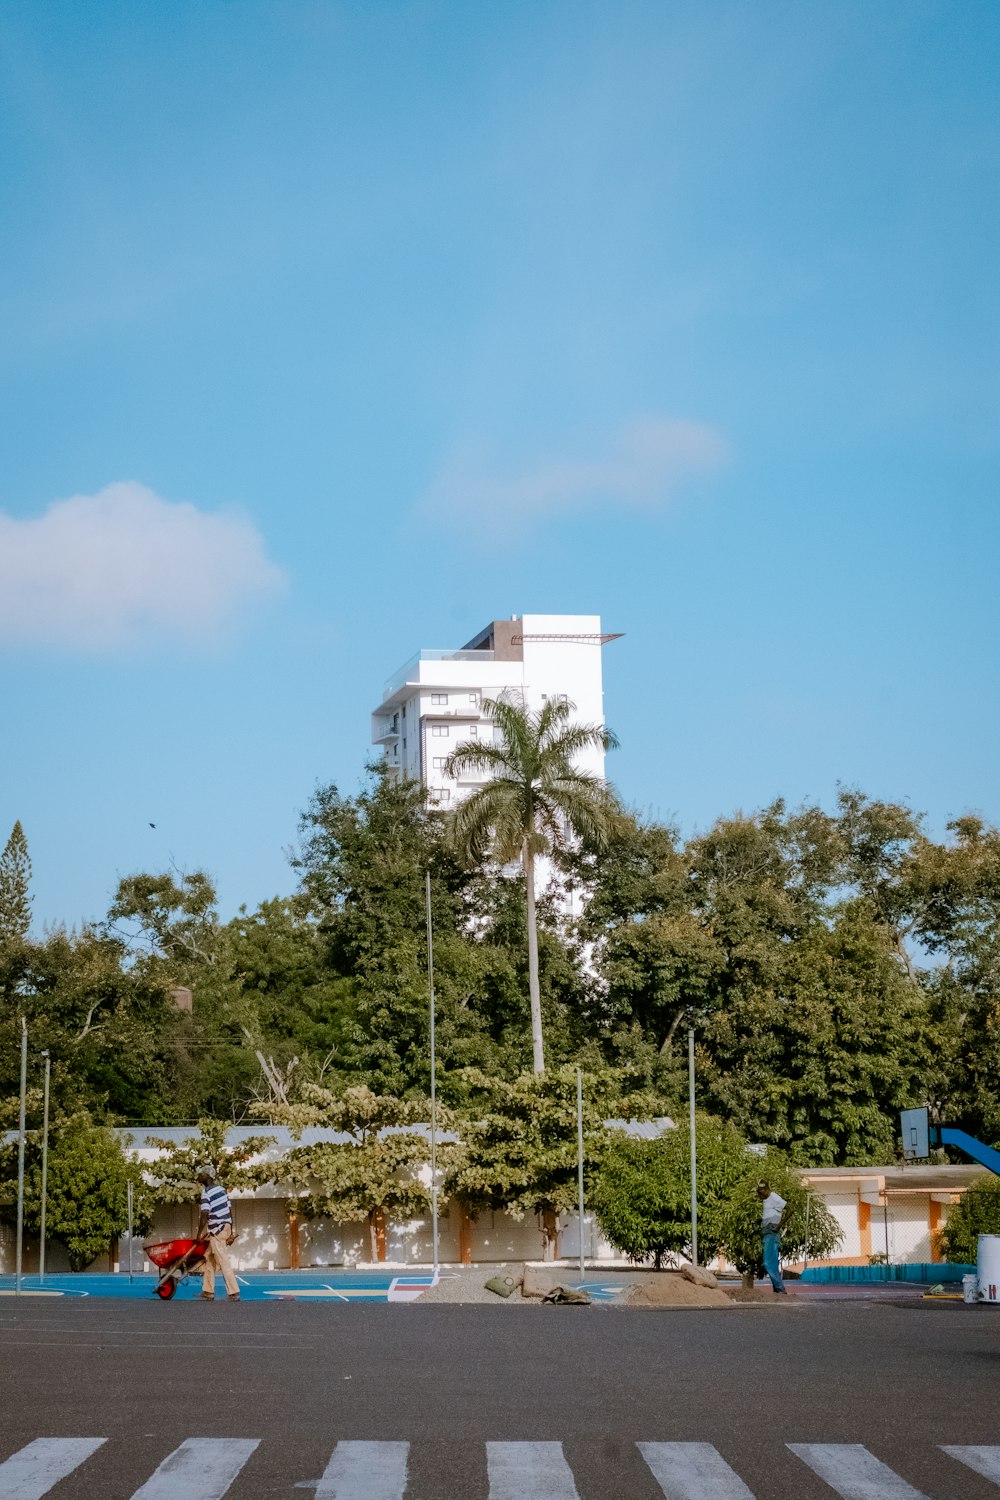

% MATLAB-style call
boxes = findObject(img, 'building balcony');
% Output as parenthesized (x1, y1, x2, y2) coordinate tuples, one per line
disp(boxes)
(372, 718, 401, 743)
(382, 648, 494, 700)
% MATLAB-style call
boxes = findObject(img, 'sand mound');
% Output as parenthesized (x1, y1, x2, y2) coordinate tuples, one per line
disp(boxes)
(623, 1272, 731, 1307)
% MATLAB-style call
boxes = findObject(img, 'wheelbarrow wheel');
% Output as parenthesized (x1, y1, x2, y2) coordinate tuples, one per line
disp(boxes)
(155, 1278, 176, 1299)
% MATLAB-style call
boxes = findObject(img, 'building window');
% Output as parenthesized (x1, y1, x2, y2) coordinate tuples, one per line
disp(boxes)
(429, 788, 451, 806)
(468, 724, 478, 737)
(431, 692, 448, 706)
(401, 704, 406, 719)
(402, 738, 407, 750)
(542, 693, 568, 708)
(468, 693, 478, 704)
(432, 757, 447, 769)
(432, 725, 449, 737)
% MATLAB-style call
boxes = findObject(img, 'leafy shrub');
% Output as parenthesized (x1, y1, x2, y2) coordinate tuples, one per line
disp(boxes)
(941, 1175, 1000, 1263)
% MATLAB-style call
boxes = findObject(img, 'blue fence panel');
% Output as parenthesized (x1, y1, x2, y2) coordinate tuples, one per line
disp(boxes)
(800, 1263, 975, 1284)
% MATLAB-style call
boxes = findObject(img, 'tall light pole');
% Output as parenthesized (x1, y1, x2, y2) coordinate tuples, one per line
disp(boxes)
(39, 1050, 50, 1283)
(576, 1069, 586, 1281)
(15, 1018, 27, 1295)
(425, 870, 440, 1278)
(688, 1027, 698, 1267)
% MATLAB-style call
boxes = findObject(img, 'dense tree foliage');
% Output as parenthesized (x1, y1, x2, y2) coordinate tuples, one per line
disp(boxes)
(0, 1114, 151, 1271)
(3, 772, 1000, 1182)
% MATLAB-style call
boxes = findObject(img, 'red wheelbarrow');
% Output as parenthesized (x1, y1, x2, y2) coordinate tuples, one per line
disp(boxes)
(145, 1238, 209, 1299)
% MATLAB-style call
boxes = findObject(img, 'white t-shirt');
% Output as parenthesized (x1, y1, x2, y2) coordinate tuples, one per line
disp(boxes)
(761, 1192, 786, 1231)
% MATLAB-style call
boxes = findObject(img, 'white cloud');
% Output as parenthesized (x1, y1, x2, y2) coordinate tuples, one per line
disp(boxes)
(0, 482, 287, 651)
(423, 416, 728, 535)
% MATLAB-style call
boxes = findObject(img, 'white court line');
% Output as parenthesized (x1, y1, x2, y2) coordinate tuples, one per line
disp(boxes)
(0, 1438, 105, 1499)
(788, 1444, 930, 1499)
(129, 1438, 260, 1499)
(941, 1446, 1000, 1483)
(486, 1442, 580, 1500)
(639, 1441, 756, 1498)
(316, 1440, 409, 1499)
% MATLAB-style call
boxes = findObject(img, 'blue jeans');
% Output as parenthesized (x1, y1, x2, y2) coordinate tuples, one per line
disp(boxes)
(763, 1230, 784, 1292)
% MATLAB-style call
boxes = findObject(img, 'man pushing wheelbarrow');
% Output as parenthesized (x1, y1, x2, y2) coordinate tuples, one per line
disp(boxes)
(145, 1166, 240, 1300)
(194, 1165, 240, 1301)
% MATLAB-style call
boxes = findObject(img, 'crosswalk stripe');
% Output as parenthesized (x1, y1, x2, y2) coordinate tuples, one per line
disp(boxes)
(0, 1438, 105, 1499)
(787, 1444, 929, 1499)
(486, 1442, 580, 1500)
(129, 1438, 260, 1499)
(639, 1442, 756, 1498)
(315, 1440, 409, 1500)
(941, 1446, 1000, 1483)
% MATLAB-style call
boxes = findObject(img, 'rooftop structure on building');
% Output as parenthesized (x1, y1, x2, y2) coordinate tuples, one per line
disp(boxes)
(372, 613, 621, 808)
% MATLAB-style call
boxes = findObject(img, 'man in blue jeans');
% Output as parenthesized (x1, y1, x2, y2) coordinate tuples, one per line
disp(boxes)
(756, 1179, 788, 1294)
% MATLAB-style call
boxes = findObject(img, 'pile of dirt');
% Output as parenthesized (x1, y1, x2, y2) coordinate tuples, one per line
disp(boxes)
(621, 1272, 731, 1308)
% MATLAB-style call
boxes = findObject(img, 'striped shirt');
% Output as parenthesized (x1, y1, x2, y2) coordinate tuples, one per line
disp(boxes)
(200, 1183, 233, 1235)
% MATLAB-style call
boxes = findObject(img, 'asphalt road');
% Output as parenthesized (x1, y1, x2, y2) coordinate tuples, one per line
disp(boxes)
(1, 1298, 997, 1498)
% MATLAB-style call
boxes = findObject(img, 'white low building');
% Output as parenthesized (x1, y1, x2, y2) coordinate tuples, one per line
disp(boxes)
(0, 1128, 984, 1274)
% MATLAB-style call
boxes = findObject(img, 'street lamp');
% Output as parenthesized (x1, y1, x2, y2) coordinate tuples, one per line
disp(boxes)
(689, 1028, 698, 1267)
(39, 1050, 50, 1283)
(425, 871, 440, 1278)
(15, 1018, 27, 1295)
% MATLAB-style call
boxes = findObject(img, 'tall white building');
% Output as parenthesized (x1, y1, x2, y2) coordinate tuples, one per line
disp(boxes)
(371, 613, 619, 808)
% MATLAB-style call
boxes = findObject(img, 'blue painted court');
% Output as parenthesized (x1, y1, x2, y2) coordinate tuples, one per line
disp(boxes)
(0, 1271, 626, 1302)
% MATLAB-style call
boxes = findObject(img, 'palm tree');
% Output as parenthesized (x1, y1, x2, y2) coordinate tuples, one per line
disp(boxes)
(444, 691, 620, 1074)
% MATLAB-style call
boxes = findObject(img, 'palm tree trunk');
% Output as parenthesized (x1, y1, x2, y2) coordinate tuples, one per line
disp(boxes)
(524, 842, 545, 1074)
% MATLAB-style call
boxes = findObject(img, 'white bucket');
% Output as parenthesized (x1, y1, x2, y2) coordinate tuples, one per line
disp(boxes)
(977, 1234, 1000, 1302)
(963, 1274, 979, 1304)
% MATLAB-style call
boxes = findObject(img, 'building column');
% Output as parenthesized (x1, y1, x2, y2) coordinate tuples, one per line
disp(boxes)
(458, 1204, 473, 1266)
(858, 1195, 872, 1261)
(288, 1209, 300, 1270)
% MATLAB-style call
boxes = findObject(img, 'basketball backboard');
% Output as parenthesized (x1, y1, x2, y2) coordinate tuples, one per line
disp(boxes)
(900, 1106, 930, 1160)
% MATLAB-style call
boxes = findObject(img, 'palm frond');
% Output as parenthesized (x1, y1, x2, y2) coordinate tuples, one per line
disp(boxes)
(444, 741, 514, 779)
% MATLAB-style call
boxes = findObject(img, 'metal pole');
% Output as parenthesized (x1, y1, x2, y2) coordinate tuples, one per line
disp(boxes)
(425, 870, 439, 1278)
(688, 1028, 698, 1266)
(15, 1018, 27, 1295)
(127, 1180, 134, 1285)
(39, 1051, 50, 1283)
(576, 1069, 586, 1282)
(883, 1198, 890, 1265)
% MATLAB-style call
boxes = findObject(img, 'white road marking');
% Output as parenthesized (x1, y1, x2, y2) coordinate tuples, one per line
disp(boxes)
(941, 1446, 1000, 1483)
(486, 1442, 580, 1500)
(639, 1441, 756, 1498)
(129, 1438, 260, 1499)
(788, 1444, 930, 1498)
(0, 1437, 105, 1498)
(316, 1441, 409, 1499)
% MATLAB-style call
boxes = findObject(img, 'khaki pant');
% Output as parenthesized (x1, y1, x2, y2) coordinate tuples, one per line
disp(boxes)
(201, 1231, 239, 1298)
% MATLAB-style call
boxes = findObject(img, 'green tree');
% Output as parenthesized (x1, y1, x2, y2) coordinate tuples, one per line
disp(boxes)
(261, 1083, 441, 1263)
(445, 1065, 664, 1259)
(941, 1175, 1000, 1263)
(446, 692, 620, 1073)
(0, 1115, 151, 1272)
(592, 1116, 751, 1268)
(107, 869, 221, 967)
(0, 820, 32, 946)
(145, 1119, 277, 1205)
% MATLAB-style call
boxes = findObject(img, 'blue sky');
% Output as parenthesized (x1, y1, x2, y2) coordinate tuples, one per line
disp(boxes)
(1, 0, 997, 931)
